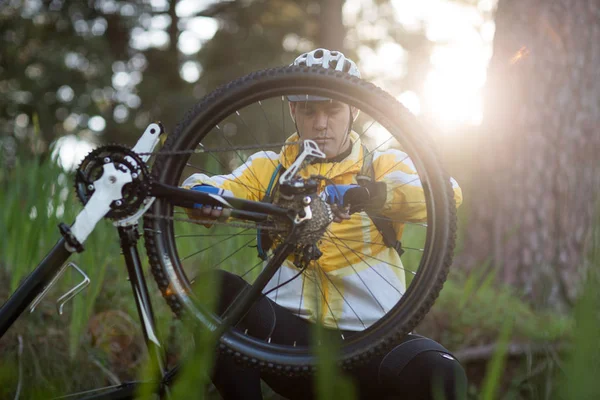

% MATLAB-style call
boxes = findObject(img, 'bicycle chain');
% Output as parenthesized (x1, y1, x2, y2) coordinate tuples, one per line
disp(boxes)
(144, 213, 287, 232)
(139, 140, 307, 230)
(137, 141, 300, 157)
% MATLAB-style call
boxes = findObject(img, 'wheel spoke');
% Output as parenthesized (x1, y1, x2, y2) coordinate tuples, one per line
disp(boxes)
(322, 233, 417, 275)
(325, 231, 404, 296)
(327, 121, 393, 179)
(240, 259, 267, 279)
(180, 228, 253, 262)
(320, 235, 424, 253)
(142, 67, 455, 369)
(323, 232, 388, 313)
(312, 263, 346, 337)
(186, 155, 265, 195)
(317, 260, 367, 330)
(211, 237, 257, 270)
(220, 242, 294, 329)
(175, 232, 257, 238)
(235, 109, 280, 172)
(215, 124, 270, 195)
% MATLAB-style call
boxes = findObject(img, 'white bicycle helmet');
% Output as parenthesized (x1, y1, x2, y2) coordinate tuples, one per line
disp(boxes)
(288, 48, 361, 101)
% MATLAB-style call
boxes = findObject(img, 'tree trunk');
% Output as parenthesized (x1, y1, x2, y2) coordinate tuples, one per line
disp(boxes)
(318, 0, 345, 51)
(167, 0, 181, 87)
(459, 0, 600, 309)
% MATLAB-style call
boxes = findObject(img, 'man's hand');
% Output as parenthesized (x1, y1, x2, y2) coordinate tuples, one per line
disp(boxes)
(189, 185, 227, 227)
(188, 205, 224, 228)
(199, 205, 224, 218)
(330, 203, 351, 223)
(323, 182, 387, 220)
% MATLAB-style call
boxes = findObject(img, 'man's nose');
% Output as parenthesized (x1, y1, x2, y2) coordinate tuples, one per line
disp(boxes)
(313, 111, 329, 131)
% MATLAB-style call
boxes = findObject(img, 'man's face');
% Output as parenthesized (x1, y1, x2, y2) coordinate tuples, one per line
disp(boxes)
(290, 100, 355, 159)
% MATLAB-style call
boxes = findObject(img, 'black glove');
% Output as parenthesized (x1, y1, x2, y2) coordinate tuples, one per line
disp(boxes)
(343, 181, 387, 214)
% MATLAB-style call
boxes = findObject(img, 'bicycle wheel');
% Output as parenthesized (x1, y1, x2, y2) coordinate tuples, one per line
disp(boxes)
(143, 66, 457, 374)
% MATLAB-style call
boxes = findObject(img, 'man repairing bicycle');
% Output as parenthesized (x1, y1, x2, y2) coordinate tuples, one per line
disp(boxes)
(183, 48, 467, 400)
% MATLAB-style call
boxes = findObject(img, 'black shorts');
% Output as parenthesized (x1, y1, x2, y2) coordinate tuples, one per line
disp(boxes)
(212, 271, 467, 400)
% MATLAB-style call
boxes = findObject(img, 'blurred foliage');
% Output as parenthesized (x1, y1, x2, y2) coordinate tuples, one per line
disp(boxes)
(557, 207, 600, 400)
(0, 152, 139, 397)
(0, 0, 443, 166)
(480, 317, 513, 400)
(3, 1, 599, 399)
(1, 0, 129, 153)
(0, 154, 595, 399)
(423, 270, 571, 348)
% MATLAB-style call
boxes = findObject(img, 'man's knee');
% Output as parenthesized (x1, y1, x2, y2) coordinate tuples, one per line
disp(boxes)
(378, 336, 467, 400)
(413, 350, 467, 399)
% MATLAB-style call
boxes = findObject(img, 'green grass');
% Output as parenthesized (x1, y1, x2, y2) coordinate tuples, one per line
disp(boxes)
(0, 155, 161, 398)
(2, 154, 599, 399)
(417, 199, 600, 399)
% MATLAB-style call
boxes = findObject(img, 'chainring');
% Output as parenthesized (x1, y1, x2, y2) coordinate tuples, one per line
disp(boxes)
(74, 144, 150, 219)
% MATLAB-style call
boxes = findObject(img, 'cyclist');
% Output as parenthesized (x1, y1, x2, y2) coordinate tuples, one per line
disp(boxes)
(183, 48, 466, 400)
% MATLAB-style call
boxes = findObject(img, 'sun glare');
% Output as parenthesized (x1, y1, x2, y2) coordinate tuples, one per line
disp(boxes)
(397, 91, 421, 115)
(366, 0, 496, 131)
(363, 122, 394, 150)
(358, 42, 407, 80)
(424, 69, 483, 126)
(52, 135, 96, 171)
(422, 44, 487, 126)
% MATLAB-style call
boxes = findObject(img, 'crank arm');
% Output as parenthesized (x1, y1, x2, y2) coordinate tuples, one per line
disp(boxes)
(131, 122, 164, 163)
(115, 123, 163, 227)
(69, 163, 133, 249)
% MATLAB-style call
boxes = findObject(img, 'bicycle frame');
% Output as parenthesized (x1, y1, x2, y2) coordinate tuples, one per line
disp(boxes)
(0, 226, 173, 399)
(0, 123, 173, 399)
(0, 123, 312, 399)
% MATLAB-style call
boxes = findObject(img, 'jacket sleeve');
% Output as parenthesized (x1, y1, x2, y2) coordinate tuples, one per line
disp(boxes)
(373, 149, 463, 223)
(181, 151, 278, 205)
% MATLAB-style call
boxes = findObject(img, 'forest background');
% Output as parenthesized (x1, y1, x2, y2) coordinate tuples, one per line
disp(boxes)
(1, 0, 599, 398)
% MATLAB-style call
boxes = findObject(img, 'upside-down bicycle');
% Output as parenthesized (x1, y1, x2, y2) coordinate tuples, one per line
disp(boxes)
(0, 67, 457, 399)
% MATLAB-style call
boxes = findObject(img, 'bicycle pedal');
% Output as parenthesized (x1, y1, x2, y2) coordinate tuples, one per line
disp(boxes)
(29, 262, 91, 315)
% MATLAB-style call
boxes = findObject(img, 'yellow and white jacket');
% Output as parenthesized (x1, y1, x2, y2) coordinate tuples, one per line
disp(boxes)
(182, 131, 462, 331)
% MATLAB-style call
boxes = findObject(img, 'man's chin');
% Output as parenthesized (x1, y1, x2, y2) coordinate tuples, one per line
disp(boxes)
(324, 149, 341, 160)
(311, 140, 327, 151)
(315, 143, 345, 159)
(315, 144, 333, 158)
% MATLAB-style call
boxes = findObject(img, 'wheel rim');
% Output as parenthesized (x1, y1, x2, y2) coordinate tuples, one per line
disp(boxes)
(144, 68, 455, 368)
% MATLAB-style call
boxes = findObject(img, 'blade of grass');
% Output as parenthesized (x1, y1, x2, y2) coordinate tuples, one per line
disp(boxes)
(481, 317, 514, 400)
